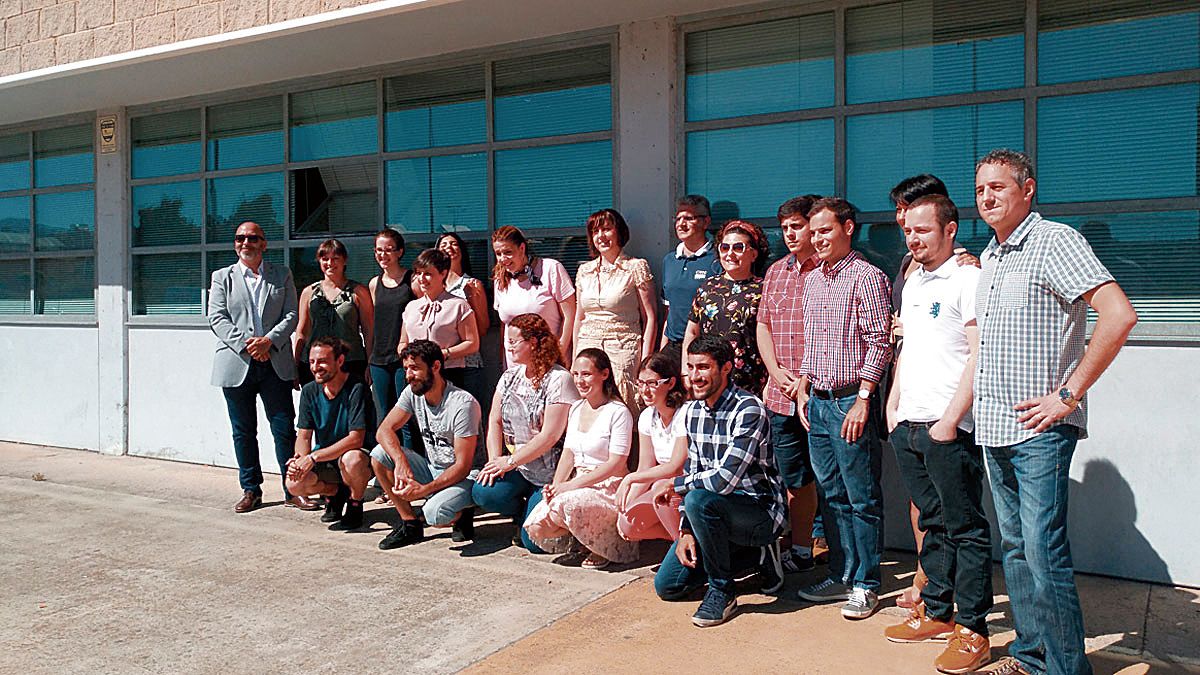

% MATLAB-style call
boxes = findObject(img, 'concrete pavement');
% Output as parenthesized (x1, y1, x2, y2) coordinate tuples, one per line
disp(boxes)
(1, 442, 1196, 674)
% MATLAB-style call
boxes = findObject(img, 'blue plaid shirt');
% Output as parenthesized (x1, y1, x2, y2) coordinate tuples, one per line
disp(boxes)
(672, 384, 786, 535)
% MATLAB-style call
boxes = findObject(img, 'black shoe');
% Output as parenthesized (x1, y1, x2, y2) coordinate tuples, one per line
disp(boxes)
(511, 515, 524, 547)
(759, 541, 785, 595)
(329, 499, 363, 531)
(781, 547, 816, 574)
(692, 587, 738, 627)
(378, 520, 424, 550)
(320, 484, 350, 523)
(451, 507, 476, 542)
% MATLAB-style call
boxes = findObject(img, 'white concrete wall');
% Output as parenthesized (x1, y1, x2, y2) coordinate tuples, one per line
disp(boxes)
(1, 325, 100, 450)
(126, 326, 293, 479)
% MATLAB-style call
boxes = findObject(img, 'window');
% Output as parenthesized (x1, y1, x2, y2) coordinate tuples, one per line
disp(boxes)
(684, 4, 1200, 329)
(129, 43, 615, 316)
(0, 123, 95, 316)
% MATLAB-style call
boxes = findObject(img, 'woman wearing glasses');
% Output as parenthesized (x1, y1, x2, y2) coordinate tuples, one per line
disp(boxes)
(681, 220, 771, 394)
(294, 238, 374, 384)
(367, 228, 415, 416)
(615, 350, 689, 542)
(572, 209, 657, 409)
(492, 226, 576, 364)
(472, 313, 580, 551)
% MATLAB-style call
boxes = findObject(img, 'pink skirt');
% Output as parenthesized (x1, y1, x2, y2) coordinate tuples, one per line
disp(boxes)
(524, 474, 640, 563)
(617, 477, 682, 542)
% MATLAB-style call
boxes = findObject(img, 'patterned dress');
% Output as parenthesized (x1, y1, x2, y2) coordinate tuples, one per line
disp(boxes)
(689, 274, 767, 396)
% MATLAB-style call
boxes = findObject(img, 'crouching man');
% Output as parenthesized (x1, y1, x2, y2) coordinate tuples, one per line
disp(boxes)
(286, 336, 375, 531)
(652, 335, 787, 627)
(371, 339, 484, 550)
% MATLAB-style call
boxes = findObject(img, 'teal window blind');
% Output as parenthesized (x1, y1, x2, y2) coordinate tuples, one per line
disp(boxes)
(291, 161, 379, 236)
(207, 97, 283, 170)
(290, 82, 378, 161)
(493, 46, 611, 141)
(34, 124, 93, 187)
(0, 133, 30, 192)
(686, 14, 834, 122)
(36, 256, 94, 315)
(495, 141, 612, 230)
(385, 64, 486, 151)
(132, 110, 201, 179)
(0, 259, 31, 314)
(206, 172, 285, 242)
(34, 190, 94, 252)
(0, 195, 30, 254)
(385, 153, 486, 235)
(133, 253, 201, 315)
(132, 181, 201, 247)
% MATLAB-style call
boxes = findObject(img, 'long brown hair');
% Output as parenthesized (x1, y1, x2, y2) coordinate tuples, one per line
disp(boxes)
(492, 225, 533, 292)
(509, 313, 560, 388)
(574, 348, 624, 405)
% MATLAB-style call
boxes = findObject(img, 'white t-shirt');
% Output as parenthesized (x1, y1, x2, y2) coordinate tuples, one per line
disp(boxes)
(896, 256, 980, 432)
(638, 406, 686, 466)
(564, 399, 633, 468)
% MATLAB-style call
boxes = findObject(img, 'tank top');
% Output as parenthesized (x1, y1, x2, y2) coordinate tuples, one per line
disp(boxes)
(306, 279, 366, 363)
(370, 269, 414, 366)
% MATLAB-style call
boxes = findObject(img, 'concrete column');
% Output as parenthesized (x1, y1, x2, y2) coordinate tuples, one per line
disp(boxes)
(617, 18, 676, 260)
(95, 108, 129, 456)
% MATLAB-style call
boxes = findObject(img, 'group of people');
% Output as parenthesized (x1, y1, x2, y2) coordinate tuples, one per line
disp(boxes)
(207, 148, 1137, 675)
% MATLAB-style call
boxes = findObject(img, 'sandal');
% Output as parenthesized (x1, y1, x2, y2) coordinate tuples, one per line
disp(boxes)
(374, 494, 392, 505)
(582, 553, 611, 570)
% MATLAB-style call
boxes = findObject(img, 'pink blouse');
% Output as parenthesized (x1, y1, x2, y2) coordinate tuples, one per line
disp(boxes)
(402, 291, 475, 368)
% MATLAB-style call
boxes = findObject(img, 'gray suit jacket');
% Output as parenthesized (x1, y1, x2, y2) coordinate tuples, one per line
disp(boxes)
(208, 260, 299, 387)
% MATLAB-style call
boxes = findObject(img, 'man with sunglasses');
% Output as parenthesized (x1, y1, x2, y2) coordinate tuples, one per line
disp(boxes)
(209, 221, 310, 513)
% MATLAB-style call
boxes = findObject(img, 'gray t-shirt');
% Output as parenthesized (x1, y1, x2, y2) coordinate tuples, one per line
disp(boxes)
(397, 382, 484, 471)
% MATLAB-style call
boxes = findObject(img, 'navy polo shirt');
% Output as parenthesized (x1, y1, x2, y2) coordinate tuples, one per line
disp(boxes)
(660, 239, 722, 341)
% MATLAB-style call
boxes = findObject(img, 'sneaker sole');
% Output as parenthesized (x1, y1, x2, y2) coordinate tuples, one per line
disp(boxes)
(841, 606, 878, 620)
(885, 632, 953, 644)
(797, 590, 850, 603)
(761, 578, 784, 595)
(934, 654, 991, 674)
(692, 602, 739, 628)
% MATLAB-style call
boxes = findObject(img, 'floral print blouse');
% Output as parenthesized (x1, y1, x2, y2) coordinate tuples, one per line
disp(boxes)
(688, 274, 767, 396)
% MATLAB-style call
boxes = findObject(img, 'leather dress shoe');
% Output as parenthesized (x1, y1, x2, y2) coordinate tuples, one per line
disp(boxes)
(284, 495, 320, 511)
(234, 490, 262, 513)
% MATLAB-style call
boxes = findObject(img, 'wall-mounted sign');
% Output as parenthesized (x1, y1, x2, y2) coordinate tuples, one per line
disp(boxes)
(99, 116, 117, 154)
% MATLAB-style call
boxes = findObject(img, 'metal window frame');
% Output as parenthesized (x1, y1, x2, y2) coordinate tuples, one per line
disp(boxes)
(676, 0, 1200, 339)
(126, 33, 619, 326)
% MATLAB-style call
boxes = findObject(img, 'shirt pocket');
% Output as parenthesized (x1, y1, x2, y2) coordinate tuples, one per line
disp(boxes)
(998, 271, 1030, 309)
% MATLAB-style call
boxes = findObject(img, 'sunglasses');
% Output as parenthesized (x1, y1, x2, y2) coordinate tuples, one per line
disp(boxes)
(718, 241, 749, 254)
(234, 234, 263, 243)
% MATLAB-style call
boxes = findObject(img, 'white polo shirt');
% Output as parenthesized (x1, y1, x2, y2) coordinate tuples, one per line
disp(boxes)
(896, 256, 980, 432)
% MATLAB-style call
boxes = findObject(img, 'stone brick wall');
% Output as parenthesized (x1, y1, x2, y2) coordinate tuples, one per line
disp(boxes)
(0, 0, 382, 76)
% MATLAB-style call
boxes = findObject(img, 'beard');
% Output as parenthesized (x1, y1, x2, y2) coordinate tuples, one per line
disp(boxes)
(409, 377, 432, 396)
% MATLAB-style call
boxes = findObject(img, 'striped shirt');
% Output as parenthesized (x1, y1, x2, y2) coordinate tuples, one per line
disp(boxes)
(758, 253, 819, 416)
(974, 212, 1113, 447)
(800, 251, 893, 390)
(672, 384, 786, 535)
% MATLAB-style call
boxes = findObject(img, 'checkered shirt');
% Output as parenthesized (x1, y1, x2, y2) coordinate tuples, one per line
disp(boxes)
(974, 212, 1114, 447)
(758, 253, 819, 416)
(800, 251, 893, 390)
(672, 384, 786, 536)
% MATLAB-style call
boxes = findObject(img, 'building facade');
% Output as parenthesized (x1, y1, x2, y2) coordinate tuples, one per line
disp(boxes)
(1, 0, 1197, 586)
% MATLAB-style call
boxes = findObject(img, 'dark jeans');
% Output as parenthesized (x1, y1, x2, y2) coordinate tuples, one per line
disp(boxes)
(369, 362, 424, 455)
(891, 421, 993, 635)
(470, 470, 546, 554)
(807, 394, 883, 591)
(653, 489, 776, 597)
(986, 425, 1090, 675)
(221, 361, 296, 498)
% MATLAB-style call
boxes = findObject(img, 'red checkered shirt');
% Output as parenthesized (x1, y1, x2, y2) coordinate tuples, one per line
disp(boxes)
(757, 253, 819, 416)
(800, 250, 893, 391)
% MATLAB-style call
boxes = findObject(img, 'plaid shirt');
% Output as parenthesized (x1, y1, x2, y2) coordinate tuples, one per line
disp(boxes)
(800, 251, 893, 390)
(673, 384, 786, 535)
(975, 212, 1113, 447)
(758, 253, 819, 415)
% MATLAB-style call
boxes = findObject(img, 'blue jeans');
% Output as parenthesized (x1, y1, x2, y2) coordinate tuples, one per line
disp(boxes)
(986, 425, 1090, 675)
(653, 489, 776, 597)
(806, 394, 882, 591)
(470, 470, 546, 553)
(369, 363, 424, 455)
(221, 361, 296, 498)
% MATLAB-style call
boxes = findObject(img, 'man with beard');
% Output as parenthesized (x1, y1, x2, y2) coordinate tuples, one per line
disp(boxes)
(285, 336, 376, 531)
(883, 195, 993, 673)
(371, 339, 484, 550)
(651, 335, 787, 628)
(660, 195, 722, 363)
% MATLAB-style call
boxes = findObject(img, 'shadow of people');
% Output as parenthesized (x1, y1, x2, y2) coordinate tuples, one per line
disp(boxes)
(1069, 459, 1169, 585)
(710, 200, 740, 226)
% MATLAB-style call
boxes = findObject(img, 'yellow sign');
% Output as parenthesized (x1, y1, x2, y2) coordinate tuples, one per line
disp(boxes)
(99, 116, 117, 154)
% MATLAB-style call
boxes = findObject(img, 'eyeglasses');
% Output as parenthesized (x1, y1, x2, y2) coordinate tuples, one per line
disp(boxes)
(675, 214, 706, 223)
(374, 247, 399, 254)
(505, 337, 528, 348)
(636, 377, 670, 388)
(234, 234, 263, 243)
(718, 242, 748, 254)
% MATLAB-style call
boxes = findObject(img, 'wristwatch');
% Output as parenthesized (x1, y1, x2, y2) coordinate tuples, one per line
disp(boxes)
(857, 389, 871, 400)
(505, 455, 516, 468)
(1058, 387, 1080, 409)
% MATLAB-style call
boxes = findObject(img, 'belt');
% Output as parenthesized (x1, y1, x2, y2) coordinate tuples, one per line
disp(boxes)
(809, 383, 858, 400)
(899, 420, 936, 429)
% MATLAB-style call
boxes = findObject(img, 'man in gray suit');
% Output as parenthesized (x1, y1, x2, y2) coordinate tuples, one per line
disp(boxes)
(209, 221, 315, 513)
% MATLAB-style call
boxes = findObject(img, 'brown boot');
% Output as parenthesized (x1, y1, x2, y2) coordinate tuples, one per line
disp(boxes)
(934, 624, 991, 674)
(884, 604, 954, 643)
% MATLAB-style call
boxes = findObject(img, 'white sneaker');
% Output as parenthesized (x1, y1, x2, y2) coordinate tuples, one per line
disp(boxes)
(841, 587, 879, 620)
